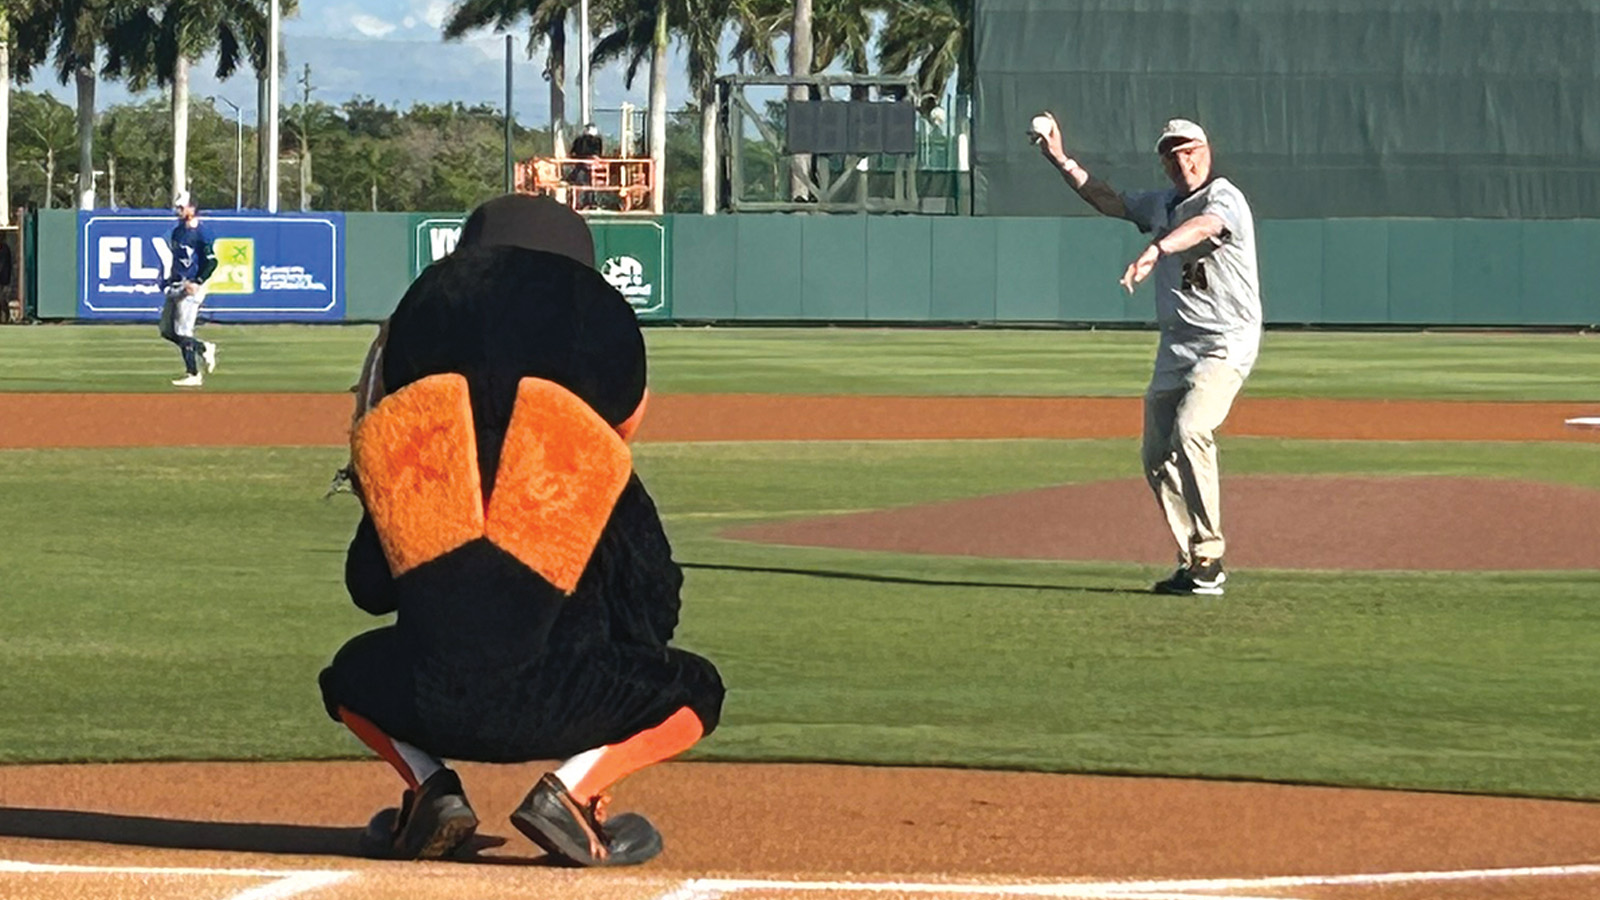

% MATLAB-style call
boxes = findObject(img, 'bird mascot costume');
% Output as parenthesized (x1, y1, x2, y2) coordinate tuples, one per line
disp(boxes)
(319, 194, 724, 867)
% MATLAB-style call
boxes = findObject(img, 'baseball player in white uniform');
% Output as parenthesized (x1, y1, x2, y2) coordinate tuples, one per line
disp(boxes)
(1034, 116, 1262, 596)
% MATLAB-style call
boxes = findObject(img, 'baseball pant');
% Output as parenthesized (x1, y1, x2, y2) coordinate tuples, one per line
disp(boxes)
(159, 284, 206, 374)
(1142, 356, 1245, 564)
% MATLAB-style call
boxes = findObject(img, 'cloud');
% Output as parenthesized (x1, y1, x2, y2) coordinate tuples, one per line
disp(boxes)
(420, 0, 451, 30)
(403, 16, 417, 29)
(473, 34, 519, 60)
(350, 13, 398, 38)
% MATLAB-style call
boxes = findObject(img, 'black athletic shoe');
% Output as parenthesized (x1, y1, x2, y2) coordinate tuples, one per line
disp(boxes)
(511, 773, 663, 867)
(1152, 558, 1226, 596)
(1152, 565, 1196, 594)
(359, 768, 479, 860)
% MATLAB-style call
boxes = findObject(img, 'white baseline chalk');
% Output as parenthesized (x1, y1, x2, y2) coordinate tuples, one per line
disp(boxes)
(658, 862, 1600, 899)
(0, 859, 354, 900)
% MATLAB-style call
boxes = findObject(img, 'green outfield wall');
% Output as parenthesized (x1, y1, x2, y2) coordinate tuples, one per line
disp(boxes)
(28, 210, 1600, 326)
(344, 212, 416, 322)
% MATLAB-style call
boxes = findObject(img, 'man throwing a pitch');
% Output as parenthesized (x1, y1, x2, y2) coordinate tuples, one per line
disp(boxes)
(1036, 116, 1262, 596)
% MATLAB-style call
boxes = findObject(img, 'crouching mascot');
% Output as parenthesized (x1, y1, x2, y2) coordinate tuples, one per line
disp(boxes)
(319, 194, 724, 867)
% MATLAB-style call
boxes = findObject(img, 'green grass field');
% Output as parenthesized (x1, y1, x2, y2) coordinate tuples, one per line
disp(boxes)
(0, 323, 1596, 399)
(0, 326, 1597, 801)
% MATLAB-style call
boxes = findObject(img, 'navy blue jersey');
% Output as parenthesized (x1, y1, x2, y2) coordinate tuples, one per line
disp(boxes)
(167, 221, 218, 285)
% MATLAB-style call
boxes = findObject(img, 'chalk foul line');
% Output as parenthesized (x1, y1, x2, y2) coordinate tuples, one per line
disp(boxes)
(0, 859, 355, 900)
(650, 862, 1600, 899)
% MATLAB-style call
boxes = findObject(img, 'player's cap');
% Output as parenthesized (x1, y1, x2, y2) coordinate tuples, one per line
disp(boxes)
(1155, 118, 1208, 155)
(173, 190, 193, 209)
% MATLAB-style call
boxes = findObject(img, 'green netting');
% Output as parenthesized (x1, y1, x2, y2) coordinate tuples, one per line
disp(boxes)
(973, 0, 1600, 218)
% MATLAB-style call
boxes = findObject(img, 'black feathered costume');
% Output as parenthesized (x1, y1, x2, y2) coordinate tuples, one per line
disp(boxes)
(318, 195, 723, 865)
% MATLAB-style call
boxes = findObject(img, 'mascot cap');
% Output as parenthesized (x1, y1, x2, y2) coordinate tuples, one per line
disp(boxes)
(457, 193, 595, 269)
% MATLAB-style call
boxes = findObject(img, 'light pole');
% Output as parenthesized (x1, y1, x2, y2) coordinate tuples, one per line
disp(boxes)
(504, 35, 513, 194)
(267, 0, 281, 213)
(214, 96, 243, 209)
(579, 0, 592, 128)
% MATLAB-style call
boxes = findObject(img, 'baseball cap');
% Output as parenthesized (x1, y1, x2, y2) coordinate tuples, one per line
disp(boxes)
(456, 192, 595, 269)
(173, 190, 193, 209)
(1154, 118, 1208, 155)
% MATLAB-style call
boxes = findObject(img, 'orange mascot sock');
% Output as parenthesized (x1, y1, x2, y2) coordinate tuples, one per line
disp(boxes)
(338, 706, 444, 790)
(556, 707, 704, 803)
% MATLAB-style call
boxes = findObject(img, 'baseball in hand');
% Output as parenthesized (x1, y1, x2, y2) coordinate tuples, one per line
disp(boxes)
(1029, 114, 1057, 143)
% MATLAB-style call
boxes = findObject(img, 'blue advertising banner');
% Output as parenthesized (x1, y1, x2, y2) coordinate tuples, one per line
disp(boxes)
(78, 210, 345, 321)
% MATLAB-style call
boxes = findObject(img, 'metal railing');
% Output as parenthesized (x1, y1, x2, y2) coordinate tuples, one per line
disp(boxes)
(513, 156, 657, 214)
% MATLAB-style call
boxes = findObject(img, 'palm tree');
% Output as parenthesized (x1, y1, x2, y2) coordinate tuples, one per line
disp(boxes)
(678, 0, 745, 213)
(731, 0, 877, 83)
(103, 0, 271, 206)
(728, 0, 783, 75)
(646, 0, 668, 213)
(877, 0, 970, 117)
(590, 0, 669, 213)
(787, 0, 810, 199)
(444, 0, 575, 157)
(729, 0, 880, 200)
(2, 10, 16, 224)
(599, 0, 798, 214)
(1, 11, 12, 222)
(813, 0, 876, 96)
(11, 0, 130, 209)
(229, 0, 295, 209)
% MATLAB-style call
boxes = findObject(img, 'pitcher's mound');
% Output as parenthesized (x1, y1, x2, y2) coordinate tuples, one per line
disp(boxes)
(726, 476, 1600, 571)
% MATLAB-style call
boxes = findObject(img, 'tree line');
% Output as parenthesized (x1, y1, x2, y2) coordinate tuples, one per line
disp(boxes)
(8, 88, 790, 213)
(1, 0, 970, 219)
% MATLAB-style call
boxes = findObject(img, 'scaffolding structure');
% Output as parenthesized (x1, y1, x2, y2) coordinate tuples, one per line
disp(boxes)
(512, 156, 657, 214)
(717, 74, 923, 214)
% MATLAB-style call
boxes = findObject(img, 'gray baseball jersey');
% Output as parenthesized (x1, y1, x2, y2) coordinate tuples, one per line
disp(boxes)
(1122, 177, 1262, 392)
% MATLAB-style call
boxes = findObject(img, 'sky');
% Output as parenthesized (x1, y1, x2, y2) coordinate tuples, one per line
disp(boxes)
(30, 0, 703, 131)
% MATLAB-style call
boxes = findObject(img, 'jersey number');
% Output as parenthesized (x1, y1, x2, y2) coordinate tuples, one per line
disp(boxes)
(1182, 260, 1209, 291)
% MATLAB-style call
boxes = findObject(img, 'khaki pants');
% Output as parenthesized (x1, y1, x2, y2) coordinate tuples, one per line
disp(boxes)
(1142, 357, 1245, 564)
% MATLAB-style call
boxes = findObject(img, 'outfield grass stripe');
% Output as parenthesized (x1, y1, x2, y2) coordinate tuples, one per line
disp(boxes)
(1, 326, 1597, 400)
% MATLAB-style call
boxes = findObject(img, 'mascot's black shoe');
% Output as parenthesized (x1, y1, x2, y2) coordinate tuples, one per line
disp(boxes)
(510, 773, 662, 867)
(359, 768, 479, 860)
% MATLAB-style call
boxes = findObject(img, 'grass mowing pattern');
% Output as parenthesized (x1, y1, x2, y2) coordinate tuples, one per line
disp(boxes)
(3, 438, 1598, 800)
(0, 324, 1595, 400)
